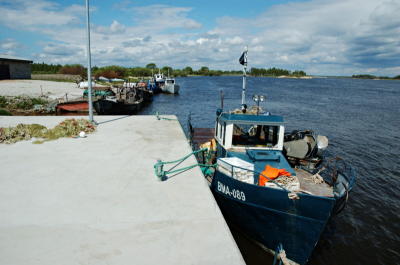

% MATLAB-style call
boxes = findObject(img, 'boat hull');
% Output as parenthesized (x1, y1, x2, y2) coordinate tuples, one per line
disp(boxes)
(211, 171, 337, 265)
(56, 101, 88, 113)
(162, 84, 180, 94)
(93, 99, 142, 115)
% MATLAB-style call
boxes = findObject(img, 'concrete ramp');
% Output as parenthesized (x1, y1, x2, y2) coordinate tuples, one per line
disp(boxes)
(0, 116, 244, 265)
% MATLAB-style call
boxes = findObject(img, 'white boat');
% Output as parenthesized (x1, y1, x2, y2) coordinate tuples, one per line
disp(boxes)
(154, 72, 165, 83)
(162, 77, 180, 94)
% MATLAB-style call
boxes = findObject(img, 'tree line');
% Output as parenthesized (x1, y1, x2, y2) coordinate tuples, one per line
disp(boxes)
(352, 74, 400, 80)
(31, 62, 308, 79)
(250, 67, 306, 77)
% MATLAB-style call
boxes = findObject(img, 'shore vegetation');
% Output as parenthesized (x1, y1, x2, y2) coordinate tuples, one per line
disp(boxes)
(32, 62, 308, 78)
(352, 74, 400, 80)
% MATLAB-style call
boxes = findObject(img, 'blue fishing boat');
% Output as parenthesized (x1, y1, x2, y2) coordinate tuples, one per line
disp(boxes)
(189, 48, 356, 264)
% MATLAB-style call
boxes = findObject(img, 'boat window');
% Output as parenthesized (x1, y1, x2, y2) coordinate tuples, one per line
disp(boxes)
(219, 122, 223, 140)
(232, 124, 280, 147)
(223, 122, 226, 145)
(215, 122, 219, 138)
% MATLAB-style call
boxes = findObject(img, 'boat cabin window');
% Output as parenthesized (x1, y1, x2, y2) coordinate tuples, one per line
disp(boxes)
(215, 121, 227, 143)
(166, 79, 174, 84)
(232, 124, 280, 147)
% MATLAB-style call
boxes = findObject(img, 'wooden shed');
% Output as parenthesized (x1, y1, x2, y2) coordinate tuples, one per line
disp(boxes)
(0, 55, 32, 80)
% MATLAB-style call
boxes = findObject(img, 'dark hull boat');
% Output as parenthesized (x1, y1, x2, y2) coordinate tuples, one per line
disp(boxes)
(93, 98, 143, 115)
(94, 86, 145, 115)
(210, 158, 352, 265)
(187, 49, 355, 265)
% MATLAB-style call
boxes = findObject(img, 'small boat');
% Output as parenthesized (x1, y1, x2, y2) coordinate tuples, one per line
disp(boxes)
(161, 77, 179, 94)
(154, 71, 165, 91)
(189, 49, 356, 265)
(93, 87, 144, 115)
(56, 100, 88, 113)
(147, 79, 161, 94)
(93, 97, 143, 115)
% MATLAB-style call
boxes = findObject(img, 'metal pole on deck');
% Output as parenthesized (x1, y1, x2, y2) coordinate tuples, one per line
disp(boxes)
(241, 46, 248, 113)
(85, 0, 94, 122)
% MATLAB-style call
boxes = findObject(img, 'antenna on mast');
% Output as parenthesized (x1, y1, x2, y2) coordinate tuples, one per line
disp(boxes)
(239, 46, 248, 113)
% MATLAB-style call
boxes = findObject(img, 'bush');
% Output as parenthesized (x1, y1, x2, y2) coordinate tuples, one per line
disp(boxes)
(58, 64, 86, 76)
(94, 65, 128, 79)
(0, 109, 12, 116)
(0, 96, 7, 108)
(14, 97, 49, 110)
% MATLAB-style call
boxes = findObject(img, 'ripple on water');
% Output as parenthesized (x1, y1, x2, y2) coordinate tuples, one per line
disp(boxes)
(140, 76, 400, 265)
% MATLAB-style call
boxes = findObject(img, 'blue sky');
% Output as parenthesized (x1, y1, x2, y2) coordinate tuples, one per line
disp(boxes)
(0, 0, 399, 76)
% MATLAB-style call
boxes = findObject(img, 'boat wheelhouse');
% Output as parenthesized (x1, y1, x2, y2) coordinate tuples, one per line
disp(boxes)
(162, 77, 180, 94)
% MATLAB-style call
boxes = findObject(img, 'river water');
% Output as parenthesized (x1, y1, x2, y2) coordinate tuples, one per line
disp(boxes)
(140, 76, 400, 265)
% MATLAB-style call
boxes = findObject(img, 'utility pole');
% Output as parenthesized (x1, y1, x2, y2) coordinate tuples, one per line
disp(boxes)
(85, 0, 94, 122)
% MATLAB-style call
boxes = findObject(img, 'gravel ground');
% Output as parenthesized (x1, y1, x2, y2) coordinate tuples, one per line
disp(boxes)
(0, 80, 83, 100)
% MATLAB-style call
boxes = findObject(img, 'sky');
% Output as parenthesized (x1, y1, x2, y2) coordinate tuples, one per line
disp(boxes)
(0, 0, 399, 76)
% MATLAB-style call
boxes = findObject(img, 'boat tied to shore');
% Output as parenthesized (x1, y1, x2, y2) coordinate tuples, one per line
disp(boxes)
(149, 70, 180, 94)
(93, 86, 145, 115)
(184, 48, 356, 264)
(162, 77, 180, 94)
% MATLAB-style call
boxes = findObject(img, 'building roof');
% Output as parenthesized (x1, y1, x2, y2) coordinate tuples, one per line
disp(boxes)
(0, 54, 33, 63)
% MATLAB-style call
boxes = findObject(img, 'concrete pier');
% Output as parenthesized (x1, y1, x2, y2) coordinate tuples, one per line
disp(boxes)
(0, 116, 244, 265)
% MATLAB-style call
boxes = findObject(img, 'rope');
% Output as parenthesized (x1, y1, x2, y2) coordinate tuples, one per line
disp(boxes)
(272, 243, 293, 265)
(154, 148, 216, 181)
(155, 111, 178, 121)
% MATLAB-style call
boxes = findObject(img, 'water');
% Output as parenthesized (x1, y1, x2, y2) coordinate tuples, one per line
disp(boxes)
(140, 76, 400, 265)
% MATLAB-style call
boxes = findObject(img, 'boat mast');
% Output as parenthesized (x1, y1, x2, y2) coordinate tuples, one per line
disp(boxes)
(85, 0, 94, 123)
(240, 46, 248, 113)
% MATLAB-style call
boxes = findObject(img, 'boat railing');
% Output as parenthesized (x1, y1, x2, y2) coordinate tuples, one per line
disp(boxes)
(216, 155, 356, 200)
(217, 159, 295, 195)
(315, 156, 356, 190)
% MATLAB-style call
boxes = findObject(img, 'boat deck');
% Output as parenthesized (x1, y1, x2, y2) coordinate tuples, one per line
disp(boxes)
(191, 127, 215, 147)
(295, 168, 334, 197)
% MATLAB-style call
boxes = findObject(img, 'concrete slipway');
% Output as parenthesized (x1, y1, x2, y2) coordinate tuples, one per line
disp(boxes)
(0, 116, 245, 265)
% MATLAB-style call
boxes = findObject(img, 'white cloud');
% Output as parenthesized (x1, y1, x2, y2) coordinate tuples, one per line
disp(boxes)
(0, 38, 22, 50)
(0, 0, 399, 75)
(0, 0, 82, 29)
(131, 5, 202, 31)
(95, 20, 126, 34)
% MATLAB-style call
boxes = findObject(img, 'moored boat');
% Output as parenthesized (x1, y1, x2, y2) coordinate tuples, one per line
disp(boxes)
(162, 77, 180, 94)
(189, 49, 356, 265)
(56, 100, 88, 113)
(93, 97, 143, 115)
(93, 86, 144, 115)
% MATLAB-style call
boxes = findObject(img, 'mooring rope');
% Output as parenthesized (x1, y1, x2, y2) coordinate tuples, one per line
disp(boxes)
(154, 148, 216, 181)
(155, 111, 178, 121)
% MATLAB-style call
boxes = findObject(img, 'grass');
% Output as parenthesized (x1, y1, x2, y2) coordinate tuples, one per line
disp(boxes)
(0, 96, 7, 108)
(0, 96, 51, 113)
(0, 109, 12, 116)
(14, 97, 49, 110)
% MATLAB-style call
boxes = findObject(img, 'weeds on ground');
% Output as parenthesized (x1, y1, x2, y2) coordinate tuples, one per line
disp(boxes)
(0, 96, 50, 114)
(0, 109, 12, 116)
(0, 96, 7, 108)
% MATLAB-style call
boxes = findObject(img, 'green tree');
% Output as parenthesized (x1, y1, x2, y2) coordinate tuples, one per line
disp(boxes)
(162, 66, 173, 75)
(292, 70, 306, 76)
(146, 63, 157, 69)
(183, 66, 193, 75)
(198, 66, 209, 75)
